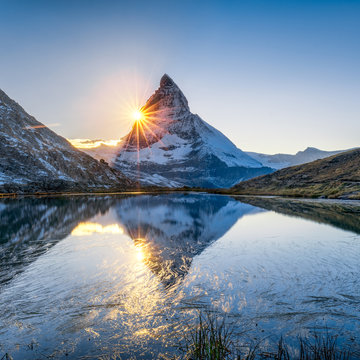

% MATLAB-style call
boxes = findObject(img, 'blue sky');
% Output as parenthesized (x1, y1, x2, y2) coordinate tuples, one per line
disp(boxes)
(1, 0, 359, 153)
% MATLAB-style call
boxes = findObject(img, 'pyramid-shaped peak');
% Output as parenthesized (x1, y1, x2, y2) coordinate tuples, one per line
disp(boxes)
(142, 73, 190, 116)
(160, 74, 175, 88)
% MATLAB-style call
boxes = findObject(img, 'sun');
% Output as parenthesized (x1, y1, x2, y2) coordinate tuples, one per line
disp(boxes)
(132, 109, 144, 122)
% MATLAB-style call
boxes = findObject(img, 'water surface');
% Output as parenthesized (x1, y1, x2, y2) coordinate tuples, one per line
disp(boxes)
(0, 194, 359, 359)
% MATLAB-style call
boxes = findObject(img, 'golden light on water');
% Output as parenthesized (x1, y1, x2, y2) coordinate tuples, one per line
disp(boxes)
(71, 222, 124, 236)
(134, 238, 148, 262)
(136, 248, 145, 261)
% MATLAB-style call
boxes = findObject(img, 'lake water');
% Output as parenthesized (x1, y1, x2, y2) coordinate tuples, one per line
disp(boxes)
(0, 193, 359, 359)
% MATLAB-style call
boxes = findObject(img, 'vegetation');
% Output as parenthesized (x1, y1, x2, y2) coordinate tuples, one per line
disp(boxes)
(2, 313, 356, 359)
(180, 313, 356, 360)
(180, 312, 236, 359)
(0, 354, 13, 360)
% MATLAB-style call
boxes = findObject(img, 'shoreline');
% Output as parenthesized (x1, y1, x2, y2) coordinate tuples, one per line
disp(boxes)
(1, 189, 360, 205)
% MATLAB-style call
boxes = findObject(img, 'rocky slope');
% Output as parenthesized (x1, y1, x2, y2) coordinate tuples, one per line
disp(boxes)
(230, 148, 360, 199)
(113, 74, 272, 188)
(246, 147, 350, 170)
(0, 89, 133, 193)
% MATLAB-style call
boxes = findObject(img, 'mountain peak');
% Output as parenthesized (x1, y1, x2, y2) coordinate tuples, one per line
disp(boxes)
(143, 74, 190, 116)
(304, 147, 319, 152)
(160, 73, 175, 88)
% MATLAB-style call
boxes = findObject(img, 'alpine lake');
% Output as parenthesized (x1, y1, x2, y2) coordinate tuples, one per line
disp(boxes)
(0, 193, 359, 359)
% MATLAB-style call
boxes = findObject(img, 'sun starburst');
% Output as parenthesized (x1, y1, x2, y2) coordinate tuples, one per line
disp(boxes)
(132, 109, 144, 122)
(123, 103, 171, 158)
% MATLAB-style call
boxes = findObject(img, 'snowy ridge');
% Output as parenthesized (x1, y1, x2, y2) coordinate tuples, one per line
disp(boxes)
(197, 118, 262, 168)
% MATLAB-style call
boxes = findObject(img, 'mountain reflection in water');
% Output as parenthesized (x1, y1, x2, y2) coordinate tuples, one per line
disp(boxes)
(236, 196, 360, 235)
(114, 194, 260, 288)
(0, 194, 359, 359)
(0, 194, 258, 289)
(0, 196, 115, 286)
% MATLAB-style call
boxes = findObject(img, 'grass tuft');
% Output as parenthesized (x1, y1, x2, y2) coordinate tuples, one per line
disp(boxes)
(0, 354, 13, 360)
(181, 312, 236, 360)
(298, 334, 351, 360)
(180, 312, 355, 360)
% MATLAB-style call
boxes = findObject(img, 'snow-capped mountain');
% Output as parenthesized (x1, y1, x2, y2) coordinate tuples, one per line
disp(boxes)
(113, 74, 272, 188)
(0, 89, 132, 193)
(246, 147, 352, 170)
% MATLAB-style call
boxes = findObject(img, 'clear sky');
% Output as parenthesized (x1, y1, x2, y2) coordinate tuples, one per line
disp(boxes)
(1, 0, 359, 154)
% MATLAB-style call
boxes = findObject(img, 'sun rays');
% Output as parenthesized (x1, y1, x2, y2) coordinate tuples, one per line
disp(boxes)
(70, 71, 180, 168)
(122, 101, 172, 158)
(132, 109, 144, 122)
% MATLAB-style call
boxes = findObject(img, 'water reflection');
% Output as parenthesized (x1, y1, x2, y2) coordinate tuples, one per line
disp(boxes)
(0, 194, 256, 291)
(236, 196, 360, 234)
(115, 194, 260, 288)
(0, 193, 258, 358)
(72, 222, 124, 236)
(0, 196, 115, 285)
(0, 194, 359, 359)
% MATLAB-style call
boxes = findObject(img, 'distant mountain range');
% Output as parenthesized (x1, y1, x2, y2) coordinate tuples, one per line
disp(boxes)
(71, 139, 121, 164)
(230, 148, 360, 199)
(111, 74, 272, 188)
(0, 89, 133, 193)
(246, 147, 352, 170)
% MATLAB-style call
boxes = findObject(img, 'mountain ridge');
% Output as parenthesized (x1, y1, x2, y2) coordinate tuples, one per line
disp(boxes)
(0, 88, 133, 193)
(246, 146, 353, 170)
